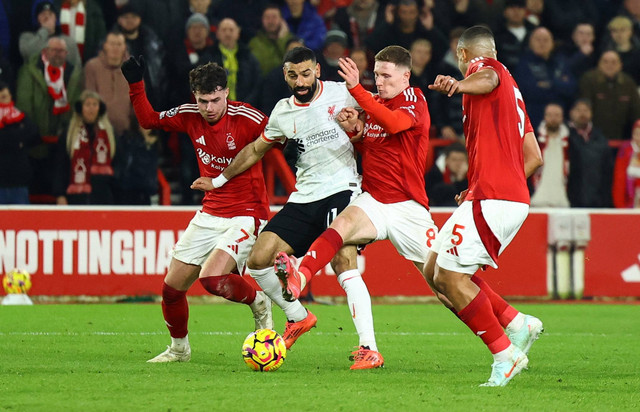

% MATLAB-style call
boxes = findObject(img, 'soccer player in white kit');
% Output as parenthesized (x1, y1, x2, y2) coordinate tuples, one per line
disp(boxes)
(122, 58, 273, 363)
(425, 26, 544, 386)
(192, 47, 382, 368)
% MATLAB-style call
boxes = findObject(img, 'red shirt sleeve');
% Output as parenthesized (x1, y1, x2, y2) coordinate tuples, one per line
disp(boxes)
(348, 84, 413, 134)
(129, 81, 185, 132)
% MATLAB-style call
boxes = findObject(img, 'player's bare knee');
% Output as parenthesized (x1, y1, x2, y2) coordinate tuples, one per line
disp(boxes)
(246, 248, 274, 270)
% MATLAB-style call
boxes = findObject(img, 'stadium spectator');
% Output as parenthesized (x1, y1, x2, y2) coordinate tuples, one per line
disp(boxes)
(128, 0, 187, 53)
(524, 0, 543, 26)
(566, 98, 614, 208)
(316, 29, 349, 82)
(217, 0, 270, 44)
(366, 0, 448, 60)
(530, 103, 571, 208)
(0, 43, 14, 94)
(619, 0, 640, 37)
(169, 13, 216, 106)
(539, 0, 599, 45)
(513, 26, 577, 129)
(410, 37, 463, 140)
(562, 22, 598, 80)
(192, 47, 382, 367)
(432, 0, 503, 34)
(115, 4, 168, 110)
(210, 18, 261, 105)
(442, 26, 466, 73)
(281, 0, 327, 52)
(121, 58, 272, 362)
(16, 36, 83, 198)
(425, 141, 468, 206)
(495, 0, 536, 72)
(0, 0, 11, 58)
(84, 30, 132, 136)
(602, 15, 640, 84)
(332, 0, 384, 50)
(579, 50, 640, 141)
(425, 25, 544, 387)
(186, 0, 220, 27)
(249, 5, 297, 77)
(257, 37, 304, 114)
(613, 119, 640, 208)
(0, 81, 40, 204)
(53, 0, 107, 62)
(53, 90, 116, 205)
(113, 119, 159, 205)
(19, 0, 82, 67)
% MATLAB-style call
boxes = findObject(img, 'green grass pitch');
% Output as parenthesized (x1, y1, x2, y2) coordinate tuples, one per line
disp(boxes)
(1, 302, 638, 411)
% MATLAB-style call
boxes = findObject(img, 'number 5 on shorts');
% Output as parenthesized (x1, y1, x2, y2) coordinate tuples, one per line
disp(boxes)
(452, 224, 465, 246)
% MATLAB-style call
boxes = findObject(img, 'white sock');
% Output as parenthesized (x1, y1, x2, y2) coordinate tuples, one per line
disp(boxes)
(493, 344, 514, 363)
(338, 269, 377, 351)
(505, 312, 525, 334)
(171, 335, 189, 352)
(249, 266, 307, 322)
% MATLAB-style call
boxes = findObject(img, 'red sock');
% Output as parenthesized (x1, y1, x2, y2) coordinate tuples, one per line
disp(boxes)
(471, 275, 518, 327)
(457, 290, 511, 354)
(199, 274, 257, 304)
(161, 282, 189, 339)
(298, 228, 344, 283)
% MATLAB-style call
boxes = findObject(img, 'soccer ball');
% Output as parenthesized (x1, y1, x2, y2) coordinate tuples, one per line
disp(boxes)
(2, 269, 32, 295)
(241, 328, 286, 372)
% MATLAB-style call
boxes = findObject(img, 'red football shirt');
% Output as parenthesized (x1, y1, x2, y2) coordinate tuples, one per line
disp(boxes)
(129, 81, 270, 220)
(462, 57, 534, 204)
(354, 86, 431, 210)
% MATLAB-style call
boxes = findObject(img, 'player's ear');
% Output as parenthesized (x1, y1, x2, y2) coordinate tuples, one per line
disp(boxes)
(224, 88, 230, 99)
(315, 62, 321, 78)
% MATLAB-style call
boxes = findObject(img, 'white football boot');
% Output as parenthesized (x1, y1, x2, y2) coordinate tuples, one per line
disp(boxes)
(508, 314, 544, 355)
(147, 345, 191, 363)
(480, 346, 529, 387)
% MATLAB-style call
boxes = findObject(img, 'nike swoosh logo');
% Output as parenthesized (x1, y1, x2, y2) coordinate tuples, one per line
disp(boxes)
(504, 359, 519, 378)
(477, 330, 486, 336)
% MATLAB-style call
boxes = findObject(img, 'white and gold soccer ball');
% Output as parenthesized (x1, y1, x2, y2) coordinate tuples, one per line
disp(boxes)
(241, 328, 286, 372)
(2, 268, 32, 295)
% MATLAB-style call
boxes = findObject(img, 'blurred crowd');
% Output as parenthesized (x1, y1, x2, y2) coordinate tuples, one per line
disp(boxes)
(0, 0, 638, 208)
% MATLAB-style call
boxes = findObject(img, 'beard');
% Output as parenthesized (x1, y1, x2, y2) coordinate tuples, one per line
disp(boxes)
(546, 123, 560, 133)
(290, 81, 317, 103)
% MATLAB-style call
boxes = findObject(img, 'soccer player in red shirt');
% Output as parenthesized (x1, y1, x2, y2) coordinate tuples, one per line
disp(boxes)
(425, 26, 544, 386)
(121, 57, 273, 363)
(272, 45, 438, 369)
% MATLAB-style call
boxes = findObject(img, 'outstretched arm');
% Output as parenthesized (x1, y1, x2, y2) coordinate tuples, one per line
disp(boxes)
(429, 68, 499, 97)
(191, 137, 274, 191)
(338, 57, 413, 134)
(523, 131, 543, 178)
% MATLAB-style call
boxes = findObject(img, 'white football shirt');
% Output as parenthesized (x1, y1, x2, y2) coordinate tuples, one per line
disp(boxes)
(261, 80, 362, 203)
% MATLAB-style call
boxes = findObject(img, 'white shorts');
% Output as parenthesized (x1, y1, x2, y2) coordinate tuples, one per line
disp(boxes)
(170, 211, 267, 274)
(350, 192, 437, 263)
(430, 200, 529, 274)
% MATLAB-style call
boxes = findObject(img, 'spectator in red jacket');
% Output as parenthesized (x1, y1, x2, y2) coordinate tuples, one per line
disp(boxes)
(613, 119, 640, 208)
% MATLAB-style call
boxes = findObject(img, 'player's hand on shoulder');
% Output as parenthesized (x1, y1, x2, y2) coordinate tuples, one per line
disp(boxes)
(191, 176, 214, 192)
(429, 75, 459, 97)
(455, 189, 468, 205)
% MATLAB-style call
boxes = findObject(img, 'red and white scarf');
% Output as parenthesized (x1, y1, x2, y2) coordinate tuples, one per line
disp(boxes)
(42, 52, 70, 115)
(0, 101, 25, 129)
(67, 125, 113, 194)
(60, 1, 86, 59)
